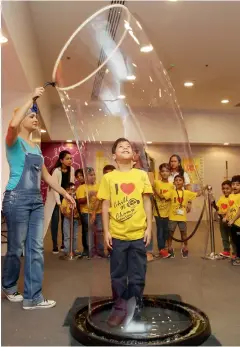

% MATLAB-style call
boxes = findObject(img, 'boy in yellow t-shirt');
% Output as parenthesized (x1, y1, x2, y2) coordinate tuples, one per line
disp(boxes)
(224, 175, 240, 265)
(212, 180, 235, 258)
(153, 163, 174, 259)
(61, 183, 80, 255)
(76, 168, 104, 258)
(168, 175, 202, 258)
(97, 138, 152, 327)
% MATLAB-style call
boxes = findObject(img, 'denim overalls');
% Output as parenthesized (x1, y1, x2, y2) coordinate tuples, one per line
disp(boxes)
(2, 141, 45, 307)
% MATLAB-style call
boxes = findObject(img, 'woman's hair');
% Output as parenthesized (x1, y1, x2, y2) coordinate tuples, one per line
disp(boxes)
(169, 154, 184, 176)
(51, 151, 71, 183)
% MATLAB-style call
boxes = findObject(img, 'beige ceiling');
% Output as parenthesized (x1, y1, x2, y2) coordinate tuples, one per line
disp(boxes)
(27, 0, 240, 114)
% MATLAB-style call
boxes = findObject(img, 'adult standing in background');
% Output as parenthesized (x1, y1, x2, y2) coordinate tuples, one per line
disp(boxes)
(44, 150, 75, 254)
(169, 154, 191, 190)
(2, 87, 75, 310)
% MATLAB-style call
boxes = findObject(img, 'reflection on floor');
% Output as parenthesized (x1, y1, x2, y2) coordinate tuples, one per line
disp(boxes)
(2, 222, 239, 346)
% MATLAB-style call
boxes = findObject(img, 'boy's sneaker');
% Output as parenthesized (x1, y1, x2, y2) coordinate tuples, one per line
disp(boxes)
(232, 258, 240, 266)
(181, 248, 189, 258)
(23, 299, 56, 310)
(147, 252, 154, 262)
(219, 251, 230, 258)
(3, 290, 23, 302)
(60, 245, 64, 251)
(52, 247, 59, 254)
(159, 249, 171, 259)
(168, 248, 175, 258)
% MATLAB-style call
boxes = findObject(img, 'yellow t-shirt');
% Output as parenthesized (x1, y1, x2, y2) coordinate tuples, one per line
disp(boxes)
(97, 168, 153, 241)
(61, 199, 79, 219)
(76, 184, 101, 214)
(169, 189, 197, 222)
(228, 193, 240, 227)
(216, 195, 229, 215)
(153, 181, 174, 218)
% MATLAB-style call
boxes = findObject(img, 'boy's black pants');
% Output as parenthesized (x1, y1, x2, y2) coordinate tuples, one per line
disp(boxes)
(110, 238, 147, 308)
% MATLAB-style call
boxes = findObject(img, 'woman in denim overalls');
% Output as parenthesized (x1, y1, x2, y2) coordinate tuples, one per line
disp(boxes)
(2, 87, 75, 310)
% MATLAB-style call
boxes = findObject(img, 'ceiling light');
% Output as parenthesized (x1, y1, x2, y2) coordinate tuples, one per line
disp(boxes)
(118, 95, 126, 99)
(184, 81, 194, 87)
(147, 141, 152, 144)
(224, 142, 229, 146)
(0, 34, 8, 44)
(221, 99, 229, 104)
(84, 101, 88, 106)
(99, 108, 102, 111)
(132, 63, 137, 67)
(140, 45, 153, 53)
(40, 129, 46, 133)
(126, 75, 136, 81)
(66, 140, 72, 143)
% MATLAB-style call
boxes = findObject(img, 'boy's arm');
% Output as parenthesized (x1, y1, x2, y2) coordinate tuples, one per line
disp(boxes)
(90, 199, 101, 223)
(102, 199, 112, 250)
(228, 207, 240, 226)
(143, 194, 152, 247)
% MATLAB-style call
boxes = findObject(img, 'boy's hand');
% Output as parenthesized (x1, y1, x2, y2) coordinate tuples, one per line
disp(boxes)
(228, 220, 233, 226)
(104, 232, 113, 250)
(222, 217, 227, 223)
(144, 228, 151, 247)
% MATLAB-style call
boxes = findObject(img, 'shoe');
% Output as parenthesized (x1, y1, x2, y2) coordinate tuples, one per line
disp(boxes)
(3, 290, 23, 302)
(232, 254, 237, 260)
(159, 249, 171, 259)
(52, 247, 59, 254)
(168, 248, 175, 258)
(60, 245, 64, 251)
(232, 258, 240, 266)
(147, 252, 154, 262)
(23, 299, 56, 310)
(219, 251, 231, 258)
(181, 248, 189, 258)
(107, 309, 127, 327)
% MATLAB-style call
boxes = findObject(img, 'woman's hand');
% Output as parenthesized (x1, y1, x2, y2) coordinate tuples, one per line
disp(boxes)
(32, 87, 45, 99)
(64, 192, 76, 207)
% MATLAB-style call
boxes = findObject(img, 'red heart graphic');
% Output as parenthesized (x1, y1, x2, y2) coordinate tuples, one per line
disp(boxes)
(221, 203, 228, 210)
(178, 197, 183, 204)
(229, 200, 234, 207)
(120, 183, 135, 195)
(163, 190, 168, 194)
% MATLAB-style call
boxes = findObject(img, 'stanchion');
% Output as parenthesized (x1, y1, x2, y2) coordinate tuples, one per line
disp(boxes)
(60, 201, 81, 261)
(202, 185, 221, 260)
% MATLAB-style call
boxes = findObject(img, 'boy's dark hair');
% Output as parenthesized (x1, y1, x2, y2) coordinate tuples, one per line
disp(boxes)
(75, 168, 83, 178)
(174, 174, 185, 182)
(222, 180, 232, 187)
(103, 165, 115, 174)
(232, 175, 240, 184)
(112, 138, 131, 154)
(66, 182, 75, 190)
(159, 163, 170, 171)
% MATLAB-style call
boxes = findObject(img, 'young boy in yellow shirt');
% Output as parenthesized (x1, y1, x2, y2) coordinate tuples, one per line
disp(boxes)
(168, 175, 202, 258)
(76, 168, 104, 258)
(97, 138, 152, 327)
(224, 175, 240, 265)
(61, 183, 80, 255)
(212, 180, 235, 258)
(153, 163, 174, 258)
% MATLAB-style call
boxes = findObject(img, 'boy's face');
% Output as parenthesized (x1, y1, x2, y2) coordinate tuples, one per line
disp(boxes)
(87, 171, 96, 184)
(113, 141, 133, 162)
(222, 184, 232, 197)
(232, 181, 240, 194)
(160, 167, 170, 180)
(76, 172, 84, 184)
(174, 177, 184, 189)
(67, 186, 76, 195)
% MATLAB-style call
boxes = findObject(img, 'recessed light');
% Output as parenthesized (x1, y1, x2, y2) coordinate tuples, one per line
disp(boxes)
(140, 45, 153, 53)
(221, 99, 229, 104)
(0, 34, 8, 44)
(118, 95, 126, 99)
(132, 63, 137, 67)
(224, 142, 229, 146)
(184, 81, 194, 87)
(126, 75, 136, 81)
(147, 141, 152, 144)
(66, 140, 72, 143)
(40, 129, 46, 133)
(84, 101, 88, 106)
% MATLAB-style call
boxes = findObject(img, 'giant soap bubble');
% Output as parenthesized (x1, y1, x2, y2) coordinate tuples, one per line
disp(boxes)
(52, 4, 211, 345)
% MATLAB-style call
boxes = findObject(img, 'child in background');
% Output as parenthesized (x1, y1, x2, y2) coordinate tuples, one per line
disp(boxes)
(76, 167, 104, 258)
(168, 175, 202, 258)
(75, 169, 85, 189)
(153, 163, 174, 258)
(98, 138, 152, 327)
(212, 180, 236, 258)
(61, 183, 80, 255)
(224, 175, 240, 265)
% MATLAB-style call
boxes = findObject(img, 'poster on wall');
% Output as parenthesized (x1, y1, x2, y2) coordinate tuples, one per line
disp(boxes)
(182, 157, 204, 187)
